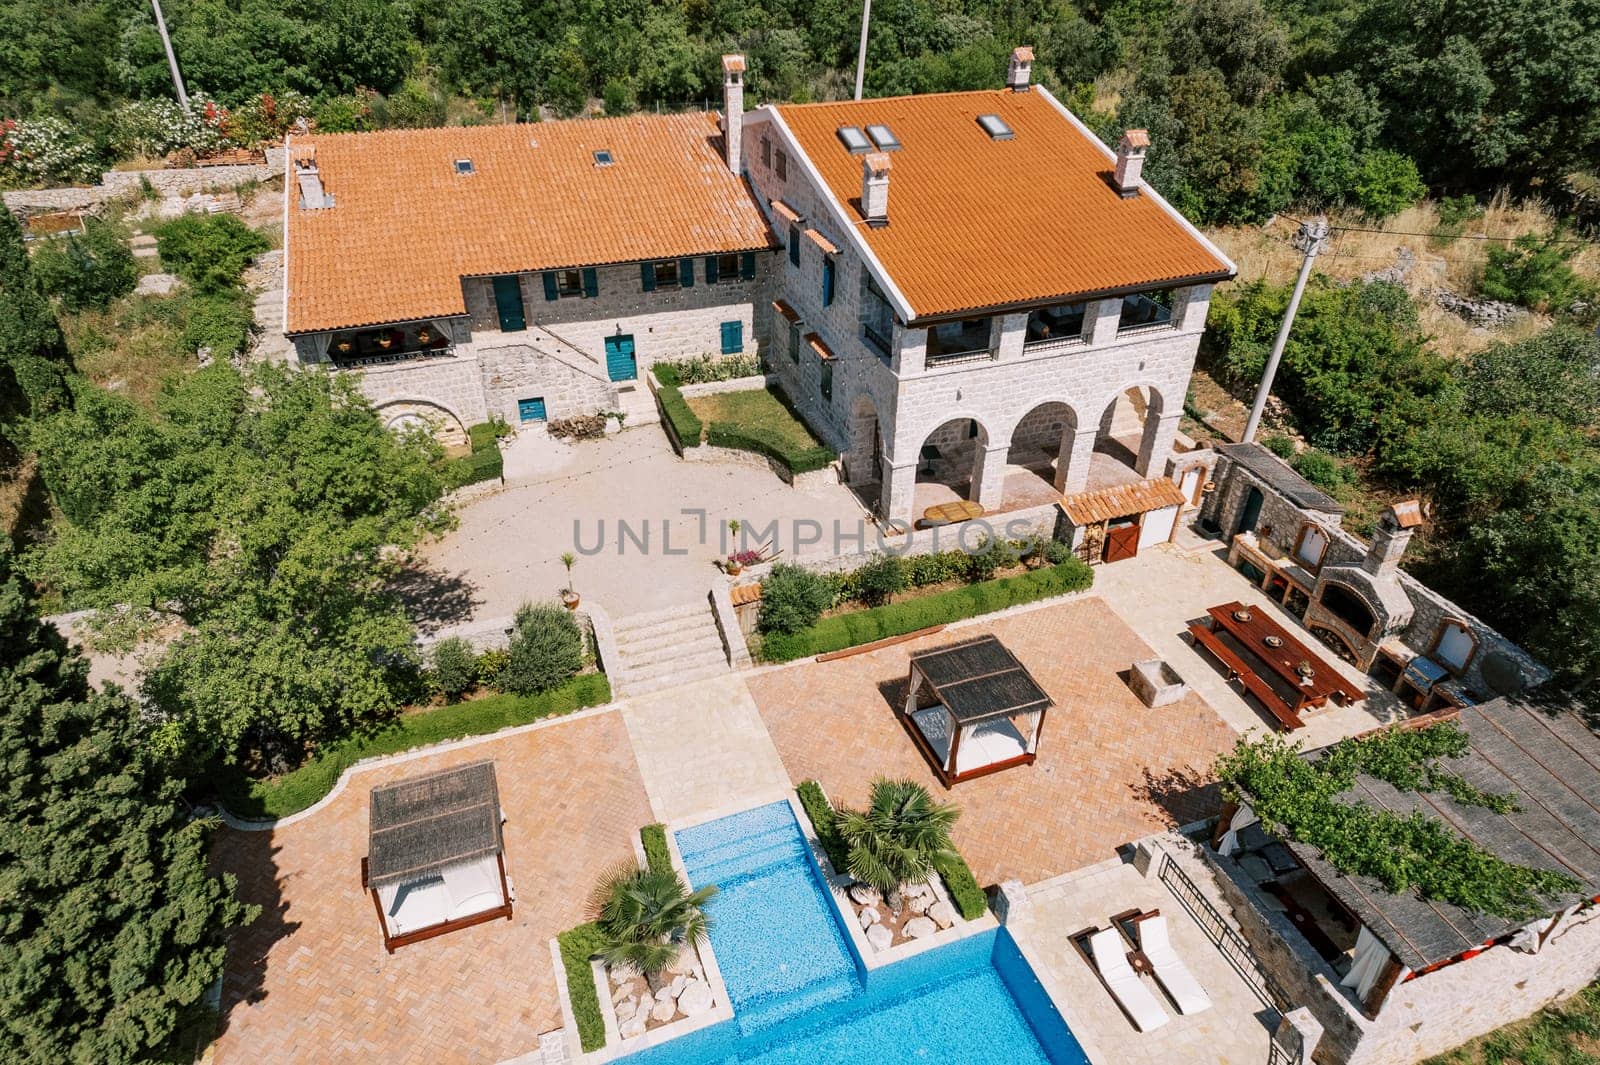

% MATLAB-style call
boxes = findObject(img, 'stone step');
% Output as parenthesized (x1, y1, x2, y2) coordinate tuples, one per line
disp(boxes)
(613, 616, 720, 656)
(613, 600, 709, 633)
(623, 644, 727, 680)
(626, 657, 733, 696)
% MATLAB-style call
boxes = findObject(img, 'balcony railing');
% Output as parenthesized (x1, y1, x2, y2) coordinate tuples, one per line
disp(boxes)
(925, 347, 997, 368)
(1022, 334, 1088, 355)
(862, 324, 893, 360)
(1116, 319, 1178, 338)
(1158, 849, 1294, 1014)
(333, 346, 456, 369)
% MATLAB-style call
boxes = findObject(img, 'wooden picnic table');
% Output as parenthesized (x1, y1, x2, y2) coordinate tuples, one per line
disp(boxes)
(1204, 600, 1363, 715)
(920, 500, 985, 526)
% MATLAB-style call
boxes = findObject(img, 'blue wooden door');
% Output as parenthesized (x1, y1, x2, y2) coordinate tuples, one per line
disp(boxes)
(517, 397, 547, 422)
(604, 334, 637, 381)
(492, 276, 526, 332)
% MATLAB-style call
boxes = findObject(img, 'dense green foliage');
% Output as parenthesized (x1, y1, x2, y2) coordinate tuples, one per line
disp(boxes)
(0, 207, 71, 429)
(1478, 234, 1596, 313)
(214, 673, 612, 818)
(640, 823, 672, 876)
(652, 352, 760, 387)
(1216, 724, 1581, 919)
(0, 554, 255, 1063)
(498, 601, 584, 695)
(25, 363, 450, 767)
(757, 562, 834, 636)
(760, 559, 1093, 662)
(28, 220, 137, 311)
(705, 420, 836, 475)
(428, 636, 478, 701)
(836, 778, 960, 901)
(656, 384, 702, 449)
(796, 779, 850, 872)
(853, 554, 908, 607)
(153, 214, 270, 293)
(443, 420, 504, 488)
(931, 851, 988, 921)
(588, 864, 717, 975)
(557, 922, 610, 1052)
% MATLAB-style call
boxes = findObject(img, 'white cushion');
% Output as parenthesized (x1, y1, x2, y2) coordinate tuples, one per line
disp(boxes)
(1137, 916, 1212, 1015)
(1089, 928, 1169, 1031)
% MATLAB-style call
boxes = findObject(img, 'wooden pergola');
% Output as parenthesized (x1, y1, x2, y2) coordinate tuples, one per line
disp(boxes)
(900, 635, 1053, 786)
(362, 760, 513, 952)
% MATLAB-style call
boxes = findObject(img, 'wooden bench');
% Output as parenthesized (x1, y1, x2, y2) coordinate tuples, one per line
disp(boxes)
(1187, 622, 1306, 731)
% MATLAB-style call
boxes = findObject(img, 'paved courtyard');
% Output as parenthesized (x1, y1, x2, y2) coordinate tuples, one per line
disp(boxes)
(210, 710, 653, 1065)
(745, 596, 1240, 886)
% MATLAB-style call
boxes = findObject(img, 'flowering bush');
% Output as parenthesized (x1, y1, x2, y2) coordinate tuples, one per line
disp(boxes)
(726, 550, 763, 568)
(108, 95, 230, 160)
(0, 117, 102, 185)
(226, 91, 313, 146)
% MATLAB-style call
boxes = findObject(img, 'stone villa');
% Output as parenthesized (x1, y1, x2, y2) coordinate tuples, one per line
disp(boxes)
(280, 48, 1235, 527)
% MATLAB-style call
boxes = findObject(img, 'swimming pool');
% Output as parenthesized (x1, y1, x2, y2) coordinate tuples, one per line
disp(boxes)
(622, 801, 1089, 1065)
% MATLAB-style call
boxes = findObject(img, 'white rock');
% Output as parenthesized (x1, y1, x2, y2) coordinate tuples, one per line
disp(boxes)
(665, 953, 697, 976)
(614, 996, 638, 1021)
(620, 1014, 647, 1040)
(908, 894, 932, 915)
(654, 985, 676, 1003)
(610, 962, 641, 986)
(651, 997, 677, 1023)
(612, 982, 634, 1005)
(669, 975, 688, 997)
(858, 906, 880, 929)
(848, 883, 882, 907)
(904, 916, 938, 939)
(903, 881, 933, 900)
(928, 900, 957, 930)
(678, 980, 714, 1016)
(866, 923, 894, 951)
(134, 273, 180, 296)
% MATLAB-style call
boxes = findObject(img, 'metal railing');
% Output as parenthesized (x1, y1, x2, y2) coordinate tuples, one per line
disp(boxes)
(334, 347, 455, 368)
(1157, 850, 1295, 1014)
(1116, 317, 1177, 338)
(924, 347, 997, 367)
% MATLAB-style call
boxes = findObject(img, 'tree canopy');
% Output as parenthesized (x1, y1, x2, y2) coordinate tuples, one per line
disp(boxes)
(0, 551, 255, 1063)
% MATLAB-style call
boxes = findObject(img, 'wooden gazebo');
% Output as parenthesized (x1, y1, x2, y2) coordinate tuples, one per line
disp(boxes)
(900, 635, 1053, 786)
(362, 760, 513, 952)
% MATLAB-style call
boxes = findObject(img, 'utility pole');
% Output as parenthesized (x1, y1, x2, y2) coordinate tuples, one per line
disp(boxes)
(853, 0, 872, 101)
(150, 0, 189, 109)
(1242, 217, 1330, 444)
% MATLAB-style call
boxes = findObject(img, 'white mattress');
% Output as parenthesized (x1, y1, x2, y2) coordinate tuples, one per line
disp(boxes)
(377, 855, 505, 935)
(911, 706, 1028, 775)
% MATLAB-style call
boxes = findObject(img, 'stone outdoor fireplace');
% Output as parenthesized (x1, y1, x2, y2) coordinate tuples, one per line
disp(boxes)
(1304, 503, 1421, 669)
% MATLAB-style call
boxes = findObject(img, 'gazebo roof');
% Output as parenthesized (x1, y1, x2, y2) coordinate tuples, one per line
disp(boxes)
(368, 760, 503, 890)
(909, 634, 1053, 724)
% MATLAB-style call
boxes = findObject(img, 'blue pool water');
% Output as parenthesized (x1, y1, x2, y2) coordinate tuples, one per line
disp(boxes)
(623, 801, 1089, 1065)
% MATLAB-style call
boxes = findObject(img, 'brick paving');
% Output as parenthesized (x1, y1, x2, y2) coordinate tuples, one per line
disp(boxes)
(746, 596, 1240, 886)
(210, 710, 654, 1065)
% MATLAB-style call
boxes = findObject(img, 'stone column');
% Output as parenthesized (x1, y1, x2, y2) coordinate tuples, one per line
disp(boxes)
(1272, 1008, 1325, 1065)
(898, 328, 927, 375)
(1176, 283, 1214, 332)
(881, 460, 918, 527)
(1058, 419, 1097, 494)
(994, 313, 1026, 361)
(1137, 411, 1181, 477)
(1083, 297, 1124, 347)
(973, 439, 1012, 511)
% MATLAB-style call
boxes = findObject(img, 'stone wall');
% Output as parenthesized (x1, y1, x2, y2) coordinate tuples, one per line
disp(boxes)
(4, 158, 281, 213)
(472, 340, 618, 425)
(350, 354, 490, 430)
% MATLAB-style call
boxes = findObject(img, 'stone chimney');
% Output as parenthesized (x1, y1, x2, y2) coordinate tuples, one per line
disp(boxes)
(721, 54, 746, 174)
(1362, 500, 1422, 580)
(861, 152, 890, 227)
(1114, 130, 1149, 197)
(295, 155, 331, 209)
(1006, 47, 1034, 92)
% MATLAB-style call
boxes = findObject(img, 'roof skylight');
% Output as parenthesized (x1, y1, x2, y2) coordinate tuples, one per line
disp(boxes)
(976, 114, 1014, 141)
(866, 124, 902, 151)
(836, 126, 871, 154)
(593, 149, 615, 166)
(453, 159, 475, 175)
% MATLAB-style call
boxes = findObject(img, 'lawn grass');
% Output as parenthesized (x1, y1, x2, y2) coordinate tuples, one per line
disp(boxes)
(1423, 980, 1600, 1064)
(213, 673, 612, 820)
(689, 387, 826, 450)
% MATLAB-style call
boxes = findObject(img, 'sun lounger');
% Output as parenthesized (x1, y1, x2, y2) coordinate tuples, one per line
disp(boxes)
(1085, 927, 1170, 1032)
(1133, 912, 1212, 1015)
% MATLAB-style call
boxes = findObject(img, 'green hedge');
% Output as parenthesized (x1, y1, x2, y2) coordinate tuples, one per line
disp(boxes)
(641, 823, 672, 875)
(760, 559, 1093, 663)
(796, 780, 850, 872)
(443, 421, 504, 488)
(706, 421, 835, 475)
(214, 673, 612, 819)
(656, 385, 702, 448)
(558, 922, 609, 1052)
(932, 852, 988, 920)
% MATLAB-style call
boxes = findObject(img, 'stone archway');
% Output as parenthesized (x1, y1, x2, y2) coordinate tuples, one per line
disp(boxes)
(377, 400, 469, 449)
(913, 416, 993, 510)
(1094, 384, 1173, 485)
(1006, 400, 1088, 500)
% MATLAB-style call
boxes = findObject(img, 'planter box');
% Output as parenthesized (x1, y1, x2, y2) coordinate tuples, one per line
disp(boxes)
(1130, 658, 1188, 707)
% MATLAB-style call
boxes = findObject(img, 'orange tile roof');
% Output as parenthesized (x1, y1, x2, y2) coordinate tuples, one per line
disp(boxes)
(775, 90, 1233, 319)
(804, 228, 839, 254)
(730, 582, 763, 606)
(285, 114, 777, 334)
(771, 299, 800, 323)
(1060, 477, 1187, 525)
(804, 332, 835, 360)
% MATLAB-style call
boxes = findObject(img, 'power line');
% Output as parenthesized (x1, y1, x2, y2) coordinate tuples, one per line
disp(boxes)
(1280, 214, 1598, 247)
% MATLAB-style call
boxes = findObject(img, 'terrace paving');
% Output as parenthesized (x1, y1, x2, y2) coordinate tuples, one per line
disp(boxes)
(210, 709, 653, 1065)
(745, 595, 1240, 886)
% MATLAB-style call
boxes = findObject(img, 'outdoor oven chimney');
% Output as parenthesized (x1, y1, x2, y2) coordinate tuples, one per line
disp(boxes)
(721, 54, 746, 174)
(1114, 130, 1149, 197)
(295, 156, 331, 210)
(861, 152, 891, 228)
(1006, 47, 1034, 92)
(1362, 500, 1422, 580)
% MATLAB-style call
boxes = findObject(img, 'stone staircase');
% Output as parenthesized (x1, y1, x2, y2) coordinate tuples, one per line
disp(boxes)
(613, 379, 660, 427)
(611, 601, 729, 695)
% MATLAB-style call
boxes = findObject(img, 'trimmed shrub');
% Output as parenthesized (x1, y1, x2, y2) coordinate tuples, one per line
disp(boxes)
(796, 780, 850, 872)
(705, 421, 835, 475)
(429, 637, 477, 701)
(1042, 539, 1073, 566)
(906, 550, 970, 588)
(854, 554, 906, 607)
(30, 221, 138, 311)
(476, 648, 509, 687)
(758, 563, 834, 635)
(657, 384, 703, 448)
(443, 421, 503, 488)
(558, 923, 609, 1052)
(213, 673, 611, 819)
(760, 560, 1094, 662)
(153, 214, 270, 292)
(499, 602, 584, 695)
(932, 852, 987, 920)
(641, 823, 673, 876)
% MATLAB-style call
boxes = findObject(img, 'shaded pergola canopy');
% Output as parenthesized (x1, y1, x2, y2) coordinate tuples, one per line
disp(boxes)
(368, 760, 504, 890)
(910, 635, 1052, 723)
(901, 635, 1053, 785)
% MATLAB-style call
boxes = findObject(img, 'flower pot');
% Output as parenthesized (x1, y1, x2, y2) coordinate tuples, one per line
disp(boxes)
(725, 562, 743, 577)
(562, 591, 580, 610)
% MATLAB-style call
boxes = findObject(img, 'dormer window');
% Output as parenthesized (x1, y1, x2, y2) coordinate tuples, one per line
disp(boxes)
(593, 150, 615, 167)
(453, 159, 475, 175)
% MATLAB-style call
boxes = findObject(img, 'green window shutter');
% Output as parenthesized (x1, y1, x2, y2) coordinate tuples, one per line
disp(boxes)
(582, 268, 598, 297)
(641, 262, 656, 291)
(720, 320, 742, 354)
(542, 272, 559, 301)
(788, 227, 801, 267)
(741, 252, 756, 280)
(822, 258, 835, 307)
(704, 255, 719, 284)
(679, 257, 695, 287)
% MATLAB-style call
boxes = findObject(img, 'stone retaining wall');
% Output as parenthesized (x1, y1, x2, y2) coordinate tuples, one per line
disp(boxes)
(4, 152, 283, 213)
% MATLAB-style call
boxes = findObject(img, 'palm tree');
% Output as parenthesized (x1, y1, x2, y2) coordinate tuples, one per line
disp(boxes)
(836, 777, 960, 911)
(588, 863, 718, 975)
